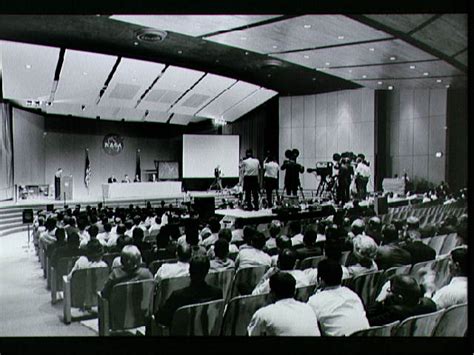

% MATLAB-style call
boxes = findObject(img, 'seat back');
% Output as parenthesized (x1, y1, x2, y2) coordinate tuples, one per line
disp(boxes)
(70, 267, 110, 308)
(439, 233, 460, 256)
(299, 255, 326, 270)
(109, 279, 155, 331)
(350, 320, 400, 337)
(55, 256, 80, 291)
(221, 293, 272, 336)
(383, 264, 412, 281)
(229, 265, 269, 298)
(170, 299, 225, 336)
(102, 253, 120, 268)
(428, 235, 446, 255)
(205, 269, 234, 304)
(339, 251, 351, 266)
(432, 303, 467, 337)
(393, 309, 445, 336)
(346, 270, 385, 308)
(294, 284, 317, 302)
(154, 275, 191, 313)
(149, 258, 177, 276)
(410, 260, 436, 283)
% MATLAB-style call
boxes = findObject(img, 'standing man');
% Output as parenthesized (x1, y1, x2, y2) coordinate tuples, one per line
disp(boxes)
(355, 155, 370, 200)
(263, 155, 279, 208)
(336, 158, 351, 206)
(242, 149, 260, 211)
(54, 168, 62, 200)
(281, 149, 304, 197)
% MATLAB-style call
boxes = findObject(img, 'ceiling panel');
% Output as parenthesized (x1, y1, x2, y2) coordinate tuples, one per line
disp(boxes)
(197, 81, 260, 119)
(355, 76, 467, 90)
(145, 110, 171, 124)
(223, 88, 278, 122)
(99, 57, 165, 108)
(168, 113, 195, 125)
(364, 14, 435, 33)
(138, 65, 204, 112)
(55, 49, 117, 104)
(271, 39, 436, 69)
(110, 15, 281, 37)
(205, 15, 391, 55)
(44, 102, 119, 120)
(170, 73, 236, 115)
(455, 51, 468, 66)
(325, 60, 464, 81)
(410, 14, 468, 57)
(113, 107, 147, 121)
(1, 41, 59, 100)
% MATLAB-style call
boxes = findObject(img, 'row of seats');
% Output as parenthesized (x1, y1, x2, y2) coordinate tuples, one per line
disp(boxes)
(381, 205, 466, 226)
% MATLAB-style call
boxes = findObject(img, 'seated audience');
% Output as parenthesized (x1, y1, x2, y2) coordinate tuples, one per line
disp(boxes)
(207, 228, 238, 259)
(154, 244, 192, 282)
(271, 235, 292, 267)
(400, 217, 436, 264)
(67, 239, 108, 280)
(247, 272, 321, 336)
(50, 231, 84, 268)
(101, 245, 153, 299)
(97, 222, 113, 246)
(342, 235, 378, 279)
(199, 217, 221, 249)
(375, 224, 412, 270)
(46, 227, 67, 258)
(264, 220, 281, 254)
(367, 275, 436, 326)
(307, 258, 369, 336)
(235, 232, 272, 270)
(287, 220, 304, 247)
(294, 228, 323, 261)
(77, 218, 90, 245)
(132, 227, 151, 253)
(365, 216, 382, 245)
(184, 222, 207, 257)
(238, 225, 255, 250)
(155, 255, 222, 327)
(80, 225, 99, 249)
(209, 239, 235, 272)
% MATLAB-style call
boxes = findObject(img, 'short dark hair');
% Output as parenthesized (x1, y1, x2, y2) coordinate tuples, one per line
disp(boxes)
(177, 243, 192, 262)
(189, 255, 210, 283)
(103, 222, 112, 233)
(116, 224, 127, 236)
(214, 239, 229, 259)
(218, 228, 232, 243)
(276, 235, 292, 250)
(133, 215, 141, 226)
(390, 275, 422, 305)
(451, 247, 467, 276)
(288, 220, 301, 235)
(317, 258, 342, 286)
(269, 272, 296, 299)
(132, 227, 144, 243)
(243, 226, 256, 244)
(252, 232, 266, 250)
(208, 217, 221, 234)
(185, 223, 200, 246)
(303, 229, 317, 246)
(382, 224, 398, 244)
(67, 231, 80, 247)
(55, 228, 66, 243)
(124, 219, 134, 230)
(278, 249, 297, 270)
(88, 225, 99, 238)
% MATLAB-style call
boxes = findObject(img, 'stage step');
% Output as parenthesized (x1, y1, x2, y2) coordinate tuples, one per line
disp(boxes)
(0, 221, 28, 232)
(0, 215, 23, 224)
(0, 225, 29, 237)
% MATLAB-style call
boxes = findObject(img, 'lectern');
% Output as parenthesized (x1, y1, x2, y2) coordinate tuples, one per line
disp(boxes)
(61, 175, 73, 200)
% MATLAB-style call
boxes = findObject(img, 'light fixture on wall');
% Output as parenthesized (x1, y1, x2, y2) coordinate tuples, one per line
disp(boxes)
(213, 117, 227, 126)
(435, 151, 443, 158)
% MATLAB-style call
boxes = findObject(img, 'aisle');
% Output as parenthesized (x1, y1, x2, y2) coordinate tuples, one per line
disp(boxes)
(0, 232, 96, 336)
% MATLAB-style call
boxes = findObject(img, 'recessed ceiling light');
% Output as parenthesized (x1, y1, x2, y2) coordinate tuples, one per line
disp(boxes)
(25, 64, 31, 69)
(389, 56, 397, 61)
(267, 74, 272, 78)
(388, 85, 394, 90)
(82, 72, 88, 76)
(369, 48, 375, 52)
(409, 65, 416, 69)
(131, 78, 137, 82)
(325, 62, 330, 66)
(348, 69, 352, 73)
(304, 24, 312, 29)
(215, 59, 220, 63)
(303, 55, 310, 59)
(272, 45, 278, 49)
(312, 77, 316, 81)
(445, 84, 450, 88)
(240, 36, 247, 40)
(133, 41, 139, 46)
(436, 79, 442, 83)
(338, 35, 345, 40)
(362, 75, 367, 78)
(245, 52, 249, 56)
(435, 151, 443, 158)
(377, 81, 383, 85)
(177, 50, 183, 54)
(423, 72, 429, 76)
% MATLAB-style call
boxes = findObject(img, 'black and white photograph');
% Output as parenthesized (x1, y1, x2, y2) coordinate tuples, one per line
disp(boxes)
(0, 2, 469, 354)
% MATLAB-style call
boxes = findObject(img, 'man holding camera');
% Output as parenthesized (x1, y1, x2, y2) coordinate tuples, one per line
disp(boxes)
(281, 149, 304, 197)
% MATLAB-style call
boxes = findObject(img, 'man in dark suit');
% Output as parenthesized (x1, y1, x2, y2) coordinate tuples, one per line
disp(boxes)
(375, 224, 412, 270)
(336, 158, 351, 206)
(400, 217, 436, 264)
(155, 255, 222, 327)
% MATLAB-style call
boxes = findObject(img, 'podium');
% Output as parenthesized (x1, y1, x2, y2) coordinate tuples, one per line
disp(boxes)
(61, 175, 73, 200)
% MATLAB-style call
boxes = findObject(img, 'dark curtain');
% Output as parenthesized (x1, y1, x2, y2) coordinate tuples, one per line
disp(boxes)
(0, 103, 14, 200)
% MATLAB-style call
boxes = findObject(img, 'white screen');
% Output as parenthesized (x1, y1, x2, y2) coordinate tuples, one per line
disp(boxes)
(182, 134, 240, 178)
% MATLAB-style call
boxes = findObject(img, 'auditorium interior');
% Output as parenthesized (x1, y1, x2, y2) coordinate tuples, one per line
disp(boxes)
(0, 9, 469, 351)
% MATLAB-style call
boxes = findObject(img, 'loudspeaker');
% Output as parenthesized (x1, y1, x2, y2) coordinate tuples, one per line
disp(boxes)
(22, 209, 34, 224)
(374, 196, 388, 215)
(193, 197, 215, 220)
(46, 204, 54, 212)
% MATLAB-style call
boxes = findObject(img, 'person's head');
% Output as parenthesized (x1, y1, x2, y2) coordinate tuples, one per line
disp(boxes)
(420, 224, 437, 238)
(177, 243, 192, 263)
(116, 235, 133, 251)
(133, 215, 141, 226)
(67, 231, 80, 248)
(449, 247, 467, 277)
(317, 258, 343, 287)
(116, 224, 126, 236)
(382, 224, 398, 244)
(276, 235, 292, 250)
(351, 219, 365, 236)
(245, 149, 253, 158)
(124, 219, 134, 231)
(132, 227, 144, 244)
(218, 228, 232, 243)
(332, 153, 341, 162)
(353, 235, 378, 265)
(288, 220, 301, 237)
(251, 231, 266, 250)
(303, 229, 317, 247)
(155, 216, 162, 225)
(189, 255, 210, 284)
(120, 245, 142, 272)
(406, 216, 420, 231)
(46, 217, 57, 232)
(103, 222, 112, 233)
(208, 217, 221, 234)
(367, 216, 382, 232)
(268, 220, 282, 238)
(55, 228, 66, 243)
(86, 239, 104, 262)
(387, 275, 422, 306)
(214, 238, 230, 260)
(185, 222, 200, 246)
(277, 249, 297, 270)
(269, 272, 296, 300)
(88, 225, 99, 239)
(156, 228, 171, 248)
(77, 218, 88, 232)
(242, 225, 256, 245)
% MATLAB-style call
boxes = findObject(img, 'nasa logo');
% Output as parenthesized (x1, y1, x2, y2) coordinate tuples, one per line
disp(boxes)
(102, 134, 124, 155)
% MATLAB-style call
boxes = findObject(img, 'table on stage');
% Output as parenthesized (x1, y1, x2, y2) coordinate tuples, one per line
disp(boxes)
(102, 181, 182, 199)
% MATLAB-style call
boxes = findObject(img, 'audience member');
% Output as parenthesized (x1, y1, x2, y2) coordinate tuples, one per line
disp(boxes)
(97, 222, 113, 246)
(154, 244, 192, 282)
(287, 220, 304, 247)
(294, 229, 323, 261)
(271, 235, 292, 267)
(375, 224, 412, 270)
(50, 231, 83, 268)
(342, 235, 378, 279)
(238, 225, 255, 250)
(199, 217, 221, 249)
(209, 239, 235, 272)
(207, 228, 238, 259)
(365, 216, 382, 245)
(235, 232, 272, 270)
(67, 239, 107, 280)
(400, 217, 436, 264)
(264, 220, 281, 254)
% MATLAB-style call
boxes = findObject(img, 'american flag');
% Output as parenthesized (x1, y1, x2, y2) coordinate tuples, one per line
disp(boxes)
(84, 149, 91, 188)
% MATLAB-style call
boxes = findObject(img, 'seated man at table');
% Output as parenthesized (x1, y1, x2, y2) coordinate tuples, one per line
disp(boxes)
(247, 272, 320, 336)
(155, 255, 222, 327)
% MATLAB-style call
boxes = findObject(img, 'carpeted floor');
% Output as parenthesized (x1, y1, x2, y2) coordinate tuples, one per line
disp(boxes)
(0, 231, 97, 336)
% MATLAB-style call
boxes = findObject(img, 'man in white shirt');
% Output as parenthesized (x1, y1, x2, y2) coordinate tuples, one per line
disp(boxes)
(263, 155, 279, 208)
(247, 272, 321, 336)
(154, 244, 192, 283)
(431, 247, 467, 309)
(97, 222, 114, 246)
(354, 155, 371, 200)
(199, 217, 221, 249)
(235, 232, 272, 270)
(287, 220, 304, 247)
(241, 149, 260, 211)
(308, 258, 370, 336)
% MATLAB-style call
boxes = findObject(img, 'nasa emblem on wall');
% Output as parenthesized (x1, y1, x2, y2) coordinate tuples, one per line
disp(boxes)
(102, 134, 124, 155)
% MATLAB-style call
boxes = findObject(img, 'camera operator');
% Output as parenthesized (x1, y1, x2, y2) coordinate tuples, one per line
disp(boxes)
(263, 154, 279, 208)
(355, 154, 370, 200)
(281, 149, 304, 197)
(336, 157, 352, 206)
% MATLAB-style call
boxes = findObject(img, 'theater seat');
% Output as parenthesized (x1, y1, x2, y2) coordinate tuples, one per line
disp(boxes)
(206, 269, 234, 304)
(62, 267, 110, 324)
(345, 270, 385, 309)
(50, 256, 80, 304)
(98, 279, 155, 336)
(432, 303, 467, 337)
(148, 258, 177, 276)
(350, 320, 400, 336)
(392, 309, 445, 336)
(438, 233, 460, 256)
(102, 253, 120, 269)
(294, 283, 317, 302)
(153, 275, 191, 314)
(298, 255, 325, 270)
(229, 265, 269, 299)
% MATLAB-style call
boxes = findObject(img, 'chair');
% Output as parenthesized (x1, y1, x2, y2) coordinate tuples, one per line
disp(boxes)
(169, 299, 225, 336)
(229, 265, 269, 299)
(50, 256, 80, 303)
(63, 267, 110, 324)
(102, 253, 120, 268)
(98, 279, 155, 336)
(428, 235, 446, 256)
(432, 303, 467, 337)
(420, 237, 431, 245)
(148, 258, 177, 276)
(153, 275, 191, 314)
(339, 251, 351, 266)
(350, 320, 400, 336)
(392, 309, 445, 336)
(205, 269, 234, 304)
(410, 260, 436, 283)
(346, 270, 386, 309)
(220, 293, 272, 336)
(298, 255, 326, 270)
(438, 233, 460, 256)
(382, 264, 412, 281)
(294, 284, 317, 302)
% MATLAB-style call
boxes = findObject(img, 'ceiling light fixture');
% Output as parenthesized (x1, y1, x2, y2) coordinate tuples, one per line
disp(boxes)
(245, 52, 249, 56)
(445, 84, 450, 88)
(409, 65, 416, 69)
(25, 64, 32, 69)
(348, 69, 352, 73)
(177, 50, 183, 54)
(369, 48, 375, 52)
(388, 85, 394, 90)
(304, 55, 310, 59)
(312, 78, 316, 81)
(378, 81, 383, 85)
(423, 72, 429, 76)
(436, 79, 442, 83)
(338, 35, 345, 40)
(133, 42, 139, 46)
(325, 62, 330, 66)
(272, 45, 278, 49)
(435, 151, 443, 158)
(136, 28, 167, 42)
(304, 24, 311, 29)
(213, 117, 227, 126)
(362, 75, 367, 78)
(389, 56, 397, 61)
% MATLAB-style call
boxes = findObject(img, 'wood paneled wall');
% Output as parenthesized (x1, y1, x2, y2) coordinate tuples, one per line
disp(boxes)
(279, 89, 375, 190)
(385, 89, 447, 185)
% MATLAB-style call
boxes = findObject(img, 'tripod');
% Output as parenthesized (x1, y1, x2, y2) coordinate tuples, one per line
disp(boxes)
(314, 174, 335, 200)
(208, 175, 223, 192)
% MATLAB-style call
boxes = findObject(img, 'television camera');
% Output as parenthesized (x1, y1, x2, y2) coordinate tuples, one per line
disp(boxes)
(307, 161, 336, 199)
